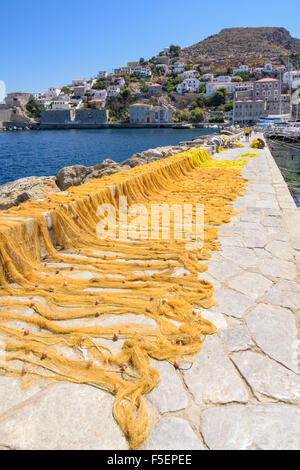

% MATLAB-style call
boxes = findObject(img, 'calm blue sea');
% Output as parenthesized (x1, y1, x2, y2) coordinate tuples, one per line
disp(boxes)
(0, 128, 217, 186)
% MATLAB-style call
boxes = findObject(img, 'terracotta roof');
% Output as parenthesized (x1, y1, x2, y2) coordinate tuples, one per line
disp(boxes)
(256, 78, 278, 82)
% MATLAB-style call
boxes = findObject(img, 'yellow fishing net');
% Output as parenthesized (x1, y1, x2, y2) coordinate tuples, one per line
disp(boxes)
(0, 148, 248, 449)
(234, 142, 244, 148)
(238, 152, 259, 159)
(250, 138, 264, 149)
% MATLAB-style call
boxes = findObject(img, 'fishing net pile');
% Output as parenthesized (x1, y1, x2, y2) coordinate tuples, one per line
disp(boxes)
(0, 148, 248, 449)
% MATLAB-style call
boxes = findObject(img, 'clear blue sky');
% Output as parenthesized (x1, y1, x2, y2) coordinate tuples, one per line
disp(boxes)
(1, 0, 300, 93)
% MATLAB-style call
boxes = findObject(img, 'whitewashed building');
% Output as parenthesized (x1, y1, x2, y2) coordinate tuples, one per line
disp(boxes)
(44, 87, 61, 99)
(72, 78, 87, 87)
(233, 65, 249, 74)
(173, 62, 186, 74)
(107, 86, 121, 97)
(176, 79, 200, 94)
(91, 89, 107, 100)
(51, 100, 71, 110)
(97, 71, 107, 78)
(212, 75, 232, 83)
(115, 77, 126, 87)
(283, 71, 300, 85)
(179, 70, 199, 79)
(205, 82, 236, 96)
(133, 66, 152, 77)
(36, 97, 52, 108)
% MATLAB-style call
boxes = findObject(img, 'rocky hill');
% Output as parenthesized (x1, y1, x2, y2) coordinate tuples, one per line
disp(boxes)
(181, 27, 300, 65)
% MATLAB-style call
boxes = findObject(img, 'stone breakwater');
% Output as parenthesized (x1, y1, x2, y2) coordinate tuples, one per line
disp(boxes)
(0, 127, 242, 209)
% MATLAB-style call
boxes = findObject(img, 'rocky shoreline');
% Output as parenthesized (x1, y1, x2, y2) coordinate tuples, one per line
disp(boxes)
(0, 127, 242, 210)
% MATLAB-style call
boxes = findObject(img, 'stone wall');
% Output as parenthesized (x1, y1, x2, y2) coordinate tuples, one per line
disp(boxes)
(41, 110, 72, 124)
(75, 109, 108, 124)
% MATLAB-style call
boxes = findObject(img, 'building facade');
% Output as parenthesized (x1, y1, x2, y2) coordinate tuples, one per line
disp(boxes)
(234, 100, 265, 122)
(129, 104, 173, 124)
(205, 82, 236, 96)
(177, 79, 200, 94)
(254, 78, 280, 101)
(5, 92, 32, 107)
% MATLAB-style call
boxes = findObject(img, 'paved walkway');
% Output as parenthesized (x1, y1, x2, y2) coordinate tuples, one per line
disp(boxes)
(0, 138, 299, 450)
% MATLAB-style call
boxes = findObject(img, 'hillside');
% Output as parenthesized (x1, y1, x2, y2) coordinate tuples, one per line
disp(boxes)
(181, 27, 300, 65)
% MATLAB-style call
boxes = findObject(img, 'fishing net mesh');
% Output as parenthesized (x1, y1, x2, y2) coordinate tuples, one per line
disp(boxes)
(0, 148, 248, 449)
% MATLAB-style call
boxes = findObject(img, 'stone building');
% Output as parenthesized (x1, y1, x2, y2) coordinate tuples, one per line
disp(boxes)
(129, 104, 172, 124)
(5, 92, 32, 108)
(254, 78, 280, 101)
(233, 100, 265, 123)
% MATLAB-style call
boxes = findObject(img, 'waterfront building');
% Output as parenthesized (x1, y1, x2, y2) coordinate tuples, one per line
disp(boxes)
(205, 81, 236, 96)
(234, 99, 265, 123)
(254, 78, 279, 101)
(265, 95, 290, 115)
(129, 103, 173, 124)
(4, 92, 32, 107)
(176, 78, 200, 94)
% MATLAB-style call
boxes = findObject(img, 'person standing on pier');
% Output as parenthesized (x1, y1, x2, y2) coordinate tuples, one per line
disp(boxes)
(244, 126, 250, 142)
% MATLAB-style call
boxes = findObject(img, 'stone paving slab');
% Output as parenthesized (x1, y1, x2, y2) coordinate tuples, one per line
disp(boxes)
(0, 136, 299, 450)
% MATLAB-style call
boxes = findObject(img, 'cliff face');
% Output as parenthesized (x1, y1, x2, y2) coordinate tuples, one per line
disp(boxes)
(181, 27, 300, 64)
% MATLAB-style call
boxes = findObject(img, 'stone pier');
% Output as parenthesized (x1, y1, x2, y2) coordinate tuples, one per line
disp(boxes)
(0, 137, 299, 450)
